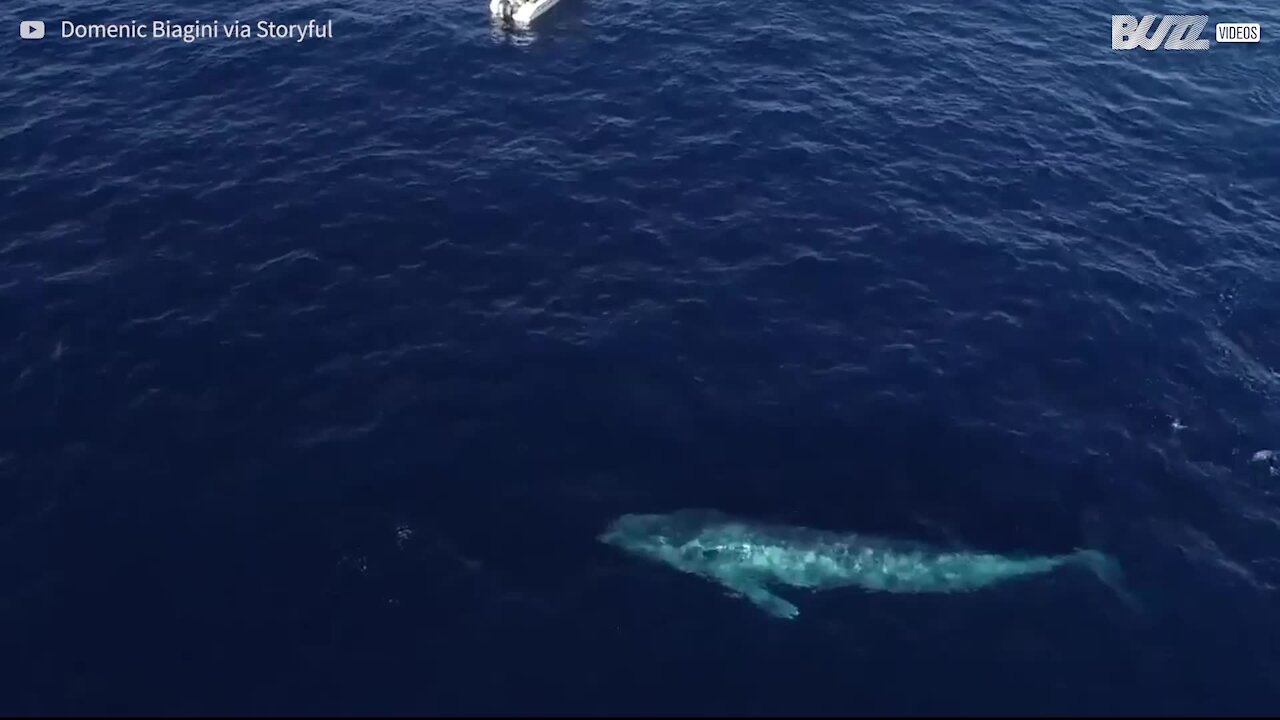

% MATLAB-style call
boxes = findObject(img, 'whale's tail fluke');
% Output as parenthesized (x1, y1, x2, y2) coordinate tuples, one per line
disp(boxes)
(1070, 548, 1143, 614)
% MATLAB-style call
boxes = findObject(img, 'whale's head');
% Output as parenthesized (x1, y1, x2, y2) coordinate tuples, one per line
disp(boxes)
(599, 513, 676, 556)
(599, 509, 733, 565)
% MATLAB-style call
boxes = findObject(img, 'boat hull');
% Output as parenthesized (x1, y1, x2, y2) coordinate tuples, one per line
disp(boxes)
(490, 0, 562, 26)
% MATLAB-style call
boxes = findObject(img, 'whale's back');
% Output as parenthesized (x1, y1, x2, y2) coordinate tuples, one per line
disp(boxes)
(701, 535, 1061, 593)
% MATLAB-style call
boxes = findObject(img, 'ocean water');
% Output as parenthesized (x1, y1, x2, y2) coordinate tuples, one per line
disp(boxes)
(3, 0, 1279, 713)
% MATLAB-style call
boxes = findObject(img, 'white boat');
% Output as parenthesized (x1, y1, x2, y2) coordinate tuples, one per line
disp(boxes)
(490, 0, 562, 27)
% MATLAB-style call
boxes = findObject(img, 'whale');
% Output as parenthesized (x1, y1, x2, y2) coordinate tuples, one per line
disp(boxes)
(599, 509, 1130, 620)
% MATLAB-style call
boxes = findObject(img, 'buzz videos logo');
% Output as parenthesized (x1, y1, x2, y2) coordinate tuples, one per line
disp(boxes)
(1113, 14, 1261, 50)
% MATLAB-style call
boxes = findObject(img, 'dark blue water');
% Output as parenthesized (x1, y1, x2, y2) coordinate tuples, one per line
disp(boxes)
(4, 0, 1280, 713)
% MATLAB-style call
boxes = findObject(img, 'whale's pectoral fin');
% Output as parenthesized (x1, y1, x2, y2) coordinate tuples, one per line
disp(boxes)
(722, 579, 799, 620)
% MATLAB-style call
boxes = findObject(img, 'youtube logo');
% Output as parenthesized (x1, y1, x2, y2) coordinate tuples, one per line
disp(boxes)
(20, 20, 46, 40)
